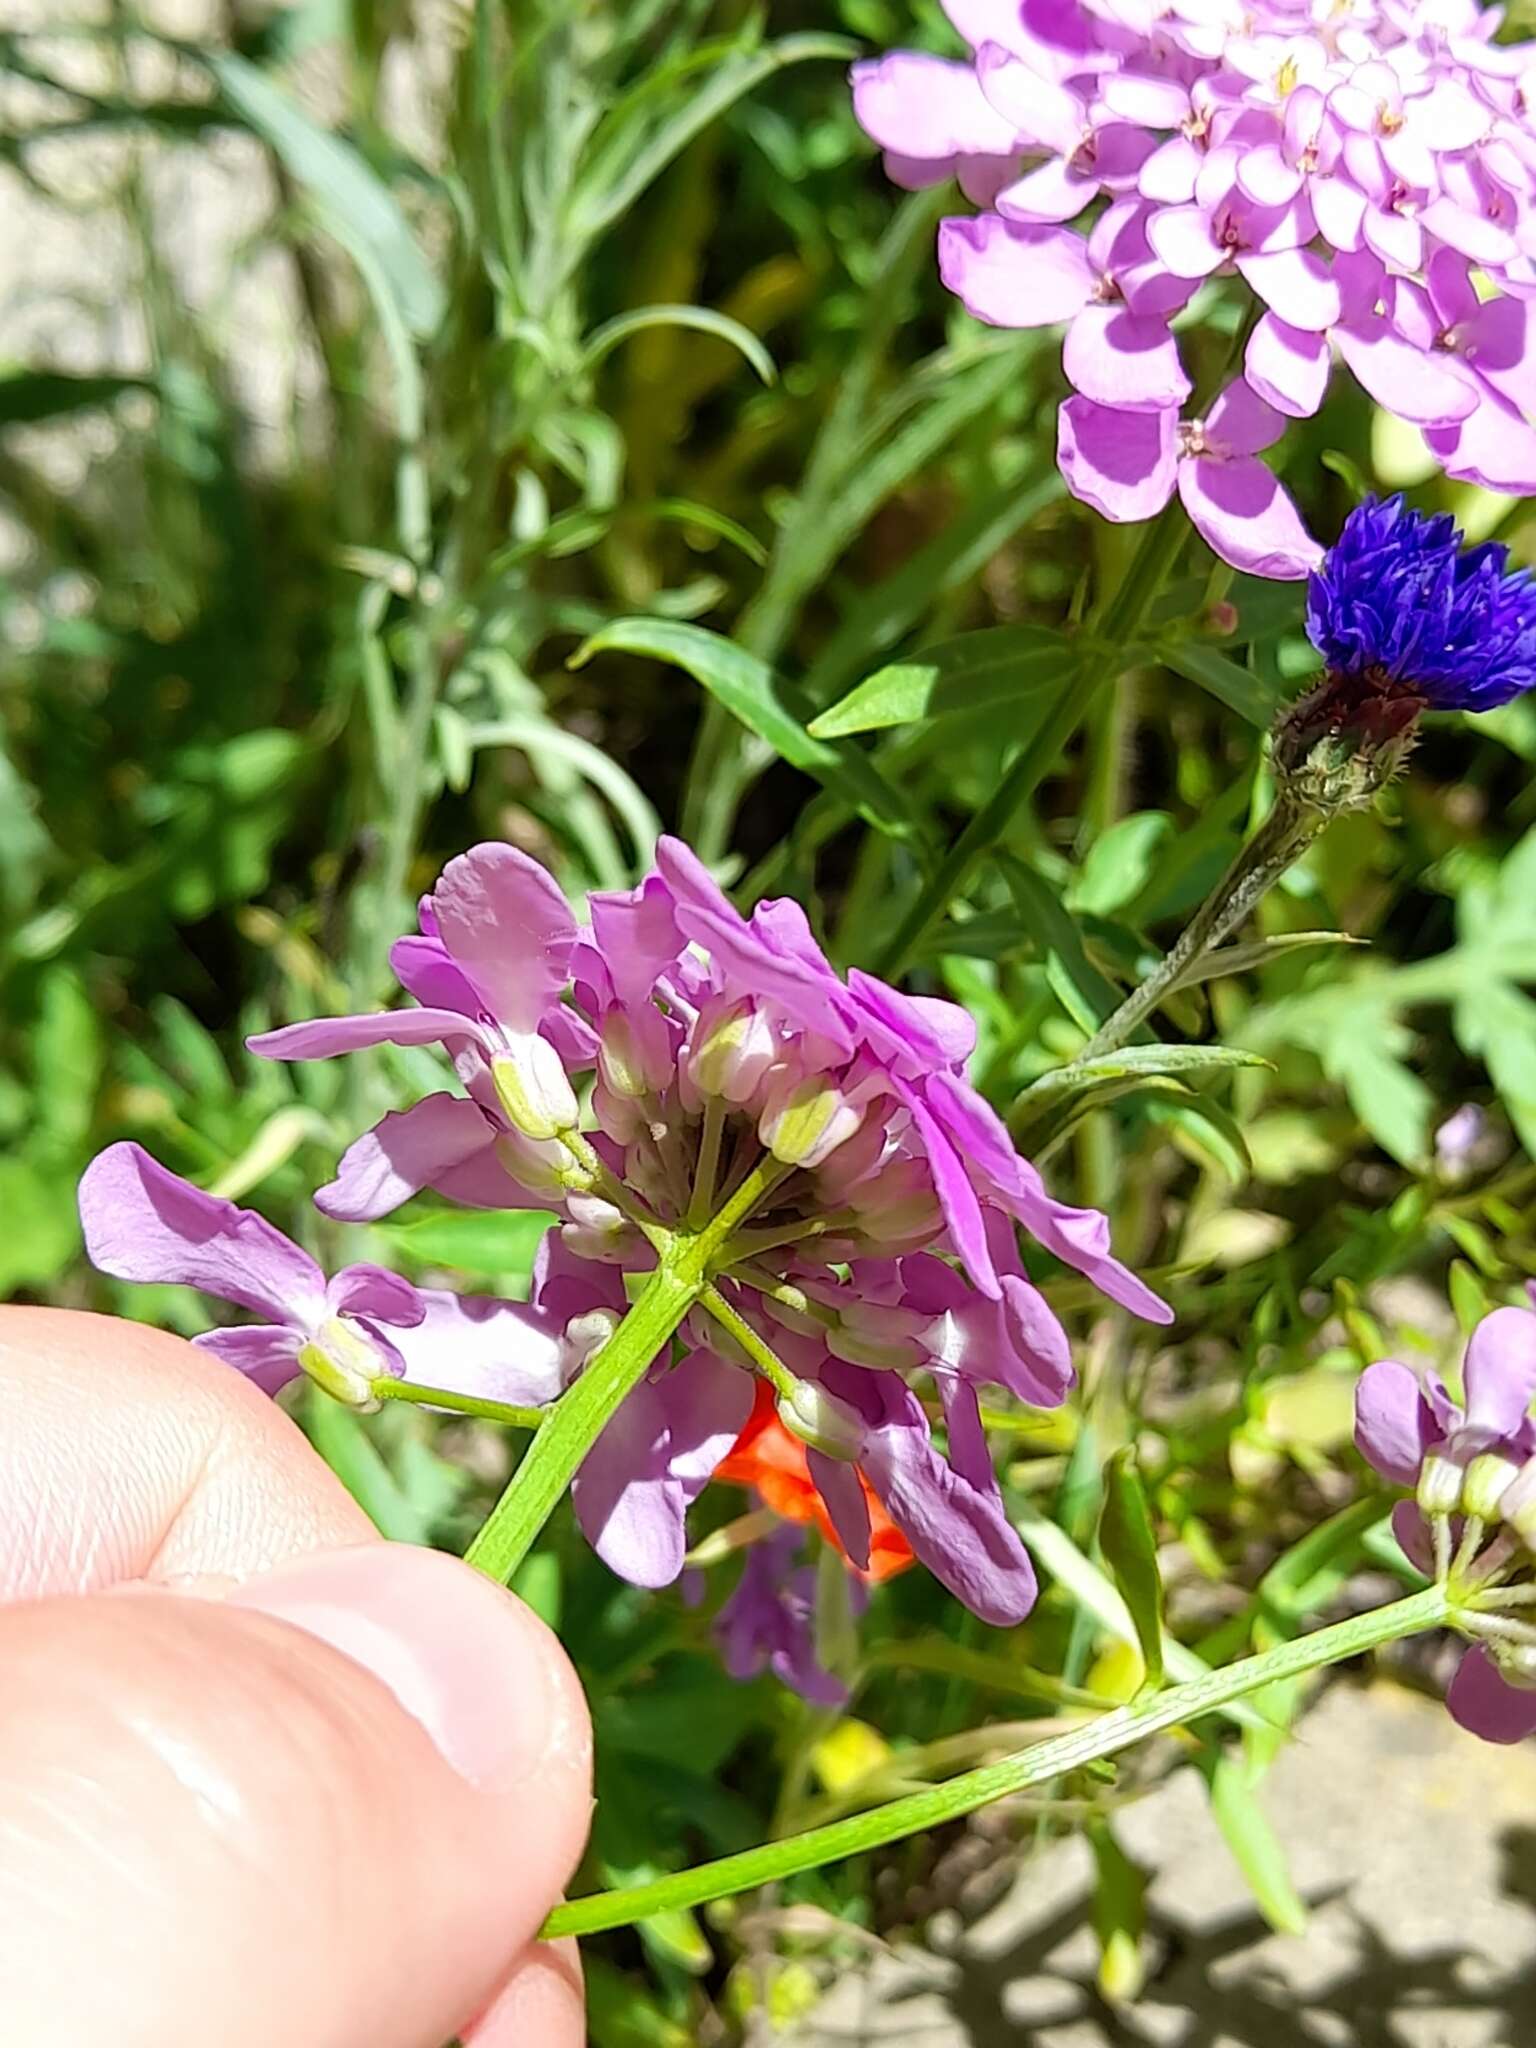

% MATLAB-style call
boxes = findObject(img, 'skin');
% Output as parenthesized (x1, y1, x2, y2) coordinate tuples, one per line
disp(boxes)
(0, 1306, 591, 2048)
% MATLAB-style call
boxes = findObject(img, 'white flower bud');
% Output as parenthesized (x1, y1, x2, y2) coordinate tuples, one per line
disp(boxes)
(1417, 1449, 1465, 1516)
(494, 1128, 571, 1199)
(1465, 1449, 1522, 1522)
(298, 1317, 382, 1410)
(491, 1034, 579, 1142)
(688, 999, 780, 1105)
(1500, 1456, 1536, 1549)
(597, 1009, 670, 1101)
(759, 1073, 866, 1170)
(560, 1192, 636, 1264)
(562, 1308, 620, 1386)
(775, 1379, 866, 1461)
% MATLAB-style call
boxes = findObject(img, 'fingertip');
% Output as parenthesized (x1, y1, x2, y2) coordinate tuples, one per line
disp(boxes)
(464, 1939, 585, 2047)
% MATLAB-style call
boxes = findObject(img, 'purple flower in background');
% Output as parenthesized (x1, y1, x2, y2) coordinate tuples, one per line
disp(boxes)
(1307, 496, 1536, 714)
(1356, 1302, 1536, 1742)
(247, 834, 1171, 1627)
(715, 1525, 858, 1705)
(79, 1141, 565, 1409)
(853, 0, 1536, 569)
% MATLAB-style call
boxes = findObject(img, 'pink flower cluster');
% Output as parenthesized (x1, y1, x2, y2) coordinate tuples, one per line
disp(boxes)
(853, 0, 1536, 578)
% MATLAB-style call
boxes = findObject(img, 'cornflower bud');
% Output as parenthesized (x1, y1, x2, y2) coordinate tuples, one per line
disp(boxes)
(776, 1379, 867, 1461)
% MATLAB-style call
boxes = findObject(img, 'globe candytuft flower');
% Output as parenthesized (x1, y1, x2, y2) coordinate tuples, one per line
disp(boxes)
(853, 0, 1536, 570)
(78, 1140, 566, 1411)
(1306, 494, 1536, 715)
(1355, 1298, 1536, 1743)
(250, 833, 1172, 1627)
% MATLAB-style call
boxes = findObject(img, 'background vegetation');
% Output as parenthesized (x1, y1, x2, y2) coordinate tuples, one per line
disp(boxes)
(4, 1, 1536, 2037)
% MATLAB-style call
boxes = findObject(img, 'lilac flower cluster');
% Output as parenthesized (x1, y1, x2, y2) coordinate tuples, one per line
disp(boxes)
(1357, 1299, 1536, 1743)
(854, 0, 1536, 576)
(82, 837, 1170, 1630)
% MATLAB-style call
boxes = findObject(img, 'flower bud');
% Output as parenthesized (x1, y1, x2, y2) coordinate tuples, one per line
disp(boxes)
(560, 1192, 637, 1264)
(1417, 1448, 1465, 1517)
(298, 1317, 382, 1411)
(1499, 1456, 1536, 1549)
(491, 1034, 579, 1142)
(688, 998, 780, 1106)
(826, 1300, 926, 1372)
(562, 1307, 621, 1384)
(494, 1127, 571, 1200)
(597, 1007, 671, 1101)
(1464, 1449, 1521, 1522)
(759, 1073, 866, 1170)
(1492, 1640, 1536, 1690)
(776, 1379, 867, 1461)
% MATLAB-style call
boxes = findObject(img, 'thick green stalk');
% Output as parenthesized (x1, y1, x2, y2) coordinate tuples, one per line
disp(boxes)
(543, 1582, 1448, 1936)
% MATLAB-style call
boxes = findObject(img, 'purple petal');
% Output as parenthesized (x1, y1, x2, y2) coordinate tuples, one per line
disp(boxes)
(389, 934, 479, 1015)
(1001, 1276, 1076, 1405)
(851, 52, 1017, 167)
(975, 44, 1083, 154)
(385, 1289, 567, 1408)
(937, 215, 1096, 329)
(937, 1374, 992, 1489)
(192, 1324, 303, 1396)
(80, 1143, 325, 1327)
(1312, 175, 1366, 253)
(249, 1007, 488, 1062)
(659, 1349, 755, 1500)
(1138, 136, 1201, 204)
(1057, 397, 1178, 523)
(326, 1264, 425, 1328)
(429, 843, 577, 1035)
(1178, 454, 1322, 580)
(574, 1379, 687, 1589)
(1235, 247, 1341, 331)
(315, 1094, 504, 1222)
(1447, 1646, 1536, 1745)
(1354, 1359, 1439, 1486)
(1389, 1500, 1434, 1576)
(856, 1381, 1038, 1626)
(1146, 204, 1226, 279)
(1334, 318, 1480, 427)
(1235, 144, 1303, 208)
(587, 873, 681, 1008)
(1204, 380, 1285, 456)
(809, 1448, 873, 1573)
(1462, 1307, 1536, 1441)
(1063, 305, 1191, 412)
(899, 1083, 999, 1299)
(1426, 392, 1536, 496)
(1008, 1164, 1173, 1322)
(1245, 315, 1330, 419)
(994, 156, 1101, 224)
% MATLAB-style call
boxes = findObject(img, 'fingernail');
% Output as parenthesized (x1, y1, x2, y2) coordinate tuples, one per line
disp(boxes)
(227, 1544, 573, 1793)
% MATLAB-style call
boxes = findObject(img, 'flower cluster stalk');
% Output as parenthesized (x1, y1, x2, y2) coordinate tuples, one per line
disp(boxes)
(542, 1581, 1449, 1937)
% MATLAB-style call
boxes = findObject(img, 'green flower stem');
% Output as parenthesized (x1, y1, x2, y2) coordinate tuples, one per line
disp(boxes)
(1078, 787, 1326, 1060)
(686, 1097, 728, 1231)
(700, 1283, 798, 1399)
(872, 508, 1187, 982)
(371, 1379, 547, 1432)
(462, 1152, 793, 1584)
(542, 1581, 1449, 1938)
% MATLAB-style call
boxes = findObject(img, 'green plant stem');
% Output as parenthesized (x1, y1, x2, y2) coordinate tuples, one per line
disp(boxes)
(462, 1153, 793, 1583)
(872, 507, 1187, 980)
(1078, 788, 1326, 1059)
(700, 1282, 797, 1397)
(371, 1378, 547, 1432)
(542, 1581, 1449, 1937)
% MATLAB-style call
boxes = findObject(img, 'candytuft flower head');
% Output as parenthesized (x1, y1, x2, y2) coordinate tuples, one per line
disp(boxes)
(1276, 496, 1536, 808)
(248, 833, 1171, 1628)
(1356, 1297, 1536, 1743)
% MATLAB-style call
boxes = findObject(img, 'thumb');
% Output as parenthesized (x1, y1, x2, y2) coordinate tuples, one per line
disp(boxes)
(0, 1544, 591, 2048)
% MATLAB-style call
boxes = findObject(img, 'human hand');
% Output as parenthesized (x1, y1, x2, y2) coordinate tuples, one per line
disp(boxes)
(0, 1306, 591, 2048)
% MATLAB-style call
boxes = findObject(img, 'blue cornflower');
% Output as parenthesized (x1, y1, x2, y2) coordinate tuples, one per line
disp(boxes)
(1306, 495, 1536, 714)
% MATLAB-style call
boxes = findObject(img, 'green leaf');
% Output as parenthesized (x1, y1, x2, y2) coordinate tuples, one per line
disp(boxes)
(1179, 930, 1367, 989)
(1159, 639, 1284, 727)
(1011, 1045, 1270, 1149)
(304, 1399, 432, 1542)
(571, 619, 924, 845)
(582, 305, 775, 385)
(1070, 813, 1173, 918)
(379, 1205, 556, 1282)
(1088, 1817, 1148, 2003)
(208, 53, 444, 339)
(808, 624, 1082, 738)
(997, 855, 1122, 1036)
(1098, 1448, 1166, 1691)
(0, 1156, 79, 1297)
(1200, 1747, 1309, 1935)
(0, 369, 153, 425)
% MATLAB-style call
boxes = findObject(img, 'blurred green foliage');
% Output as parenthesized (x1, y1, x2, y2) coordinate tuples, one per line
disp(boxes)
(5, 1, 1536, 2038)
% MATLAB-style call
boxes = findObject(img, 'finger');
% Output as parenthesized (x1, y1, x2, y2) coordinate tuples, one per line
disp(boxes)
(0, 1544, 591, 2048)
(0, 1306, 371, 1598)
(464, 1939, 585, 2047)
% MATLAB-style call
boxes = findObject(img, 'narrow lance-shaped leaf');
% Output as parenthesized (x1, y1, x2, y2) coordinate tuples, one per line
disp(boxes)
(809, 624, 1084, 738)
(1098, 1448, 1166, 1692)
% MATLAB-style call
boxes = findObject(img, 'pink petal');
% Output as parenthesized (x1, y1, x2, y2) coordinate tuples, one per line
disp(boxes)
(1390, 1500, 1435, 1577)
(1354, 1358, 1439, 1486)
(1063, 303, 1191, 411)
(574, 1380, 687, 1589)
(1459, 295, 1535, 414)
(1204, 378, 1285, 455)
(386, 1289, 567, 1408)
(1147, 202, 1227, 277)
(1178, 454, 1322, 579)
(316, 1093, 503, 1222)
(1426, 245, 1479, 330)
(1462, 1306, 1536, 1439)
(995, 155, 1101, 223)
(808, 1448, 873, 1572)
(1245, 313, 1330, 418)
(1008, 1163, 1173, 1321)
(1334, 317, 1480, 426)
(1362, 204, 1423, 272)
(851, 52, 1016, 164)
(1097, 72, 1190, 126)
(901, 1085, 1000, 1299)
(1236, 246, 1342, 330)
(1422, 196, 1518, 267)
(249, 1006, 490, 1062)
(327, 1264, 424, 1328)
(429, 843, 577, 1036)
(1447, 1646, 1536, 1745)
(1057, 394, 1178, 521)
(937, 214, 1097, 327)
(1426, 390, 1536, 493)
(192, 1325, 303, 1397)
(1236, 143, 1304, 208)
(1138, 135, 1201, 204)
(79, 1142, 326, 1327)
(1311, 175, 1367, 253)
(975, 44, 1084, 153)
